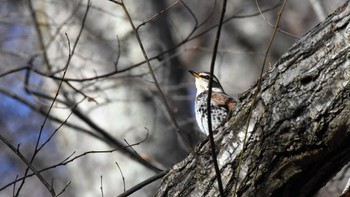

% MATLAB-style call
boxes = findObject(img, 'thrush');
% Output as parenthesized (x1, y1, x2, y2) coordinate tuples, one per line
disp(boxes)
(189, 70, 236, 135)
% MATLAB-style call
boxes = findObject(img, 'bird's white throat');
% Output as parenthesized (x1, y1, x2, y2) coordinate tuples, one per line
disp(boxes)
(195, 78, 223, 96)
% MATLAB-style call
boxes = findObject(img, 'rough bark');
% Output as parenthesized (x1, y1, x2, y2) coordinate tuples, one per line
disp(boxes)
(156, 1, 350, 197)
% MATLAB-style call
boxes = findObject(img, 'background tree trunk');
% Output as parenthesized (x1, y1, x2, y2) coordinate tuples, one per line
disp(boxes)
(156, 2, 350, 196)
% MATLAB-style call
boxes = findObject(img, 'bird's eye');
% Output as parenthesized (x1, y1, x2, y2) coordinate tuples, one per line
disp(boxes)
(203, 75, 210, 80)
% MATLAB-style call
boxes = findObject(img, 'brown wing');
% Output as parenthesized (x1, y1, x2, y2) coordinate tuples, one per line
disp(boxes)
(211, 92, 236, 111)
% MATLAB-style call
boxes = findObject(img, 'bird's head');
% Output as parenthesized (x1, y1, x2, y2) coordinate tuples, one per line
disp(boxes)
(189, 70, 224, 94)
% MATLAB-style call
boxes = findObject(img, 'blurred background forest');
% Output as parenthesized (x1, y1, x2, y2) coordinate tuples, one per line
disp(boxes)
(0, 0, 348, 196)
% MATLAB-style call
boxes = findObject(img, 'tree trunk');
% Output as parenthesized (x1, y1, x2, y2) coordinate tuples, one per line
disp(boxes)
(156, 1, 350, 196)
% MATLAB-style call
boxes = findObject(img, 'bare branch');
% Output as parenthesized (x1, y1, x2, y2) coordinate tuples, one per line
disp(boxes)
(56, 181, 71, 197)
(206, 0, 228, 195)
(137, 0, 181, 30)
(100, 176, 104, 197)
(117, 170, 169, 197)
(0, 134, 55, 196)
(115, 162, 126, 193)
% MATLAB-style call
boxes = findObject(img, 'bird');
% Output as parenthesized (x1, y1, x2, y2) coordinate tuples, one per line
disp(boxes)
(189, 70, 236, 135)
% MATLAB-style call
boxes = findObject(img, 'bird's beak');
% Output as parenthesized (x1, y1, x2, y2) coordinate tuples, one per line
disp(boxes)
(189, 70, 200, 78)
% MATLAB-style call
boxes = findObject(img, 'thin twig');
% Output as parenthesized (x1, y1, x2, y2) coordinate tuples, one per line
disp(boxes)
(233, 0, 288, 196)
(137, 0, 181, 30)
(12, 175, 18, 197)
(0, 65, 31, 78)
(0, 134, 55, 196)
(117, 170, 169, 197)
(115, 162, 126, 192)
(114, 35, 121, 70)
(55, 181, 71, 197)
(107, 0, 122, 5)
(206, 0, 228, 195)
(38, 99, 84, 152)
(100, 176, 104, 197)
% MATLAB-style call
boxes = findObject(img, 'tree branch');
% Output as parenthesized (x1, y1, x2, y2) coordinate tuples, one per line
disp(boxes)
(155, 1, 350, 196)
